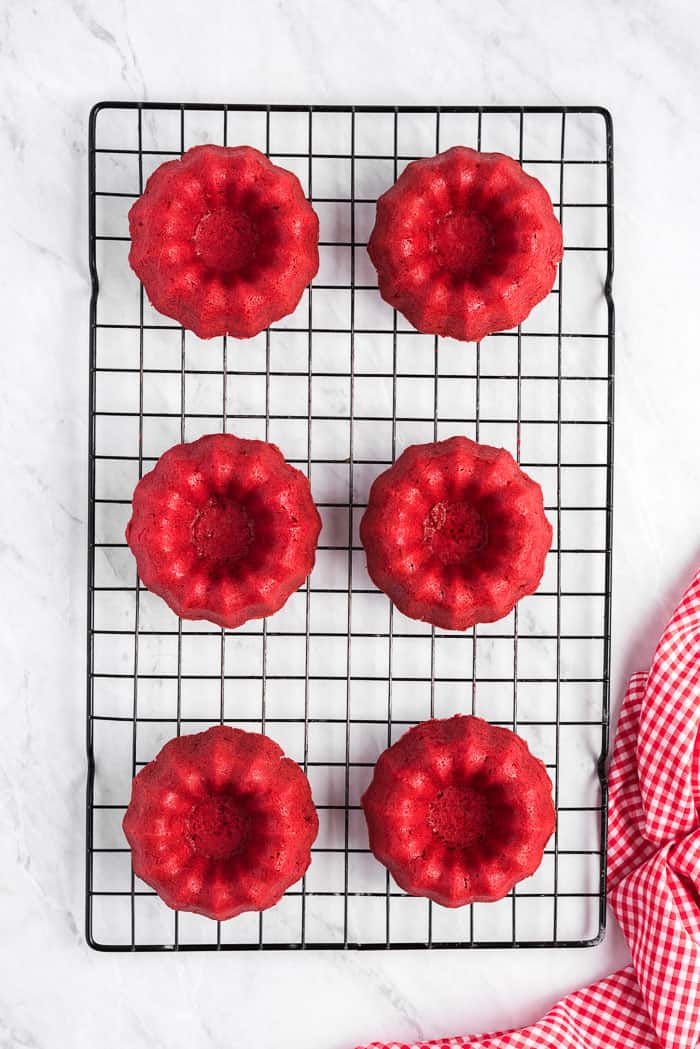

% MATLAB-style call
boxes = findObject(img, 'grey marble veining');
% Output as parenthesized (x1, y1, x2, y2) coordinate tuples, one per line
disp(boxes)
(2, 0, 700, 1046)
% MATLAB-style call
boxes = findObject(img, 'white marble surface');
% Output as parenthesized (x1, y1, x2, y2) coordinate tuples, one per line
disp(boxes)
(3, 0, 700, 1046)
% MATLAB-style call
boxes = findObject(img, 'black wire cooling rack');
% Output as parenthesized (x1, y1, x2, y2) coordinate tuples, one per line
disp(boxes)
(86, 103, 614, 951)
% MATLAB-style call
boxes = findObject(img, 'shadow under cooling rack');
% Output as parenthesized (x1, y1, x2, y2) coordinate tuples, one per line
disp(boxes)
(87, 103, 614, 951)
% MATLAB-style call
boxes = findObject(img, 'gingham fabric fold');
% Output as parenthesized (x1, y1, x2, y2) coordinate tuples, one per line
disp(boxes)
(359, 570, 700, 1049)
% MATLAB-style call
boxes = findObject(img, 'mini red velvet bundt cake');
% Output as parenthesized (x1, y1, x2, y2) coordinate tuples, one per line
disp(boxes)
(129, 144, 319, 338)
(123, 725, 319, 920)
(368, 146, 563, 342)
(362, 715, 555, 906)
(360, 436, 552, 631)
(126, 434, 321, 628)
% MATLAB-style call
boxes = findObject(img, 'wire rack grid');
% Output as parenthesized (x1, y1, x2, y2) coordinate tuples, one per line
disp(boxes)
(87, 103, 615, 951)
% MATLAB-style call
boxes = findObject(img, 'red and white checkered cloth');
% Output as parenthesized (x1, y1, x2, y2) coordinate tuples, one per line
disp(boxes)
(360, 570, 700, 1049)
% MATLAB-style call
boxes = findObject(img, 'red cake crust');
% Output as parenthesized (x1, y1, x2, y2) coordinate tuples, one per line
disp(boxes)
(126, 434, 321, 628)
(362, 716, 555, 907)
(123, 725, 319, 920)
(129, 144, 319, 339)
(359, 436, 552, 631)
(368, 146, 563, 342)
